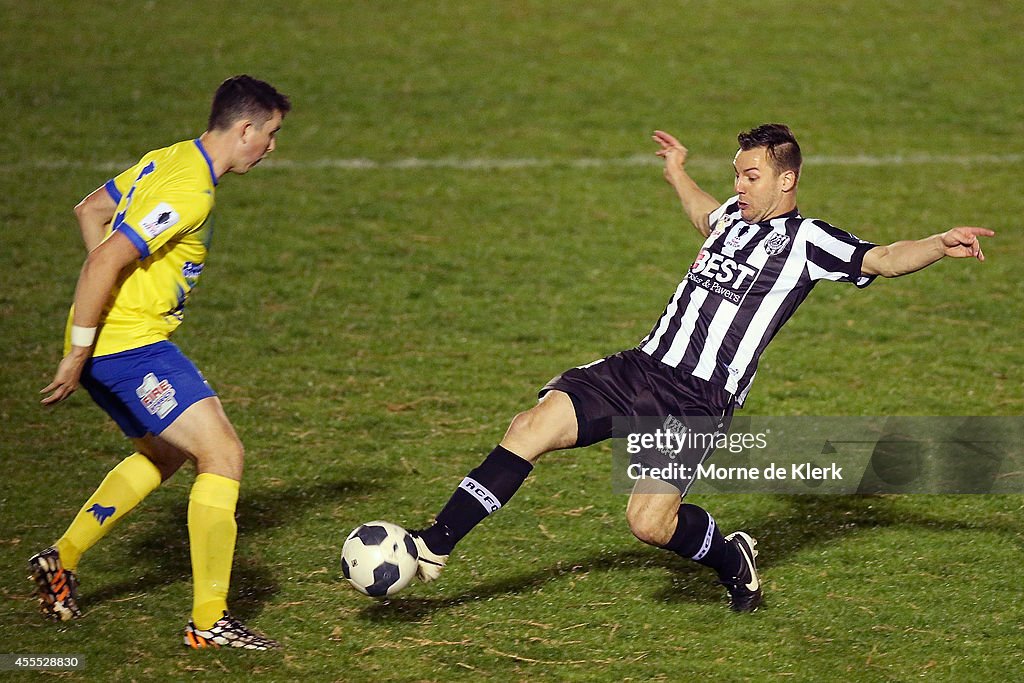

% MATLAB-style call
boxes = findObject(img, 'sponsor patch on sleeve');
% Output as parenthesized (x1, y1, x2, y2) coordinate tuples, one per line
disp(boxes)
(139, 203, 181, 239)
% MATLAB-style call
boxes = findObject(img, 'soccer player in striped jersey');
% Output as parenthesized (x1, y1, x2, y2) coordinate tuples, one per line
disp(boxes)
(408, 124, 993, 612)
(31, 76, 289, 649)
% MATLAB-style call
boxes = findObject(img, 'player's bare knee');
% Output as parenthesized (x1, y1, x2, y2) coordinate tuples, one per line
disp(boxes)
(223, 439, 246, 468)
(503, 398, 576, 457)
(505, 409, 537, 441)
(502, 409, 561, 464)
(625, 500, 675, 547)
(626, 514, 666, 546)
(194, 437, 245, 479)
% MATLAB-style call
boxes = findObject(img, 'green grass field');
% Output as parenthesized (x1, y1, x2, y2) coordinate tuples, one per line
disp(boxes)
(2, 1, 1022, 680)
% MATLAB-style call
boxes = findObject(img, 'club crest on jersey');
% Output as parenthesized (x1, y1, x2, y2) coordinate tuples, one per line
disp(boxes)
(763, 232, 790, 256)
(136, 372, 178, 419)
(688, 249, 759, 305)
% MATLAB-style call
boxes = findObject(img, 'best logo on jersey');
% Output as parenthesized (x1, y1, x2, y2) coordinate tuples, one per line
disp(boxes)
(688, 249, 760, 305)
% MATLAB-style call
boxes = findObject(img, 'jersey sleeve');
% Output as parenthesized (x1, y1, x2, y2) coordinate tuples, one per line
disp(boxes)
(104, 164, 143, 205)
(112, 169, 213, 259)
(804, 219, 877, 288)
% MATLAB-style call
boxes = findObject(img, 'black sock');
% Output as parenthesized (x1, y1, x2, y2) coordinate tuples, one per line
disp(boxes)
(419, 446, 533, 555)
(661, 503, 740, 577)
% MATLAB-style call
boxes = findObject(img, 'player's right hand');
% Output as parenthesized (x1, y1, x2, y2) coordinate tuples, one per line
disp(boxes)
(652, 130, 689, 179)
(40, 350, 89, 405)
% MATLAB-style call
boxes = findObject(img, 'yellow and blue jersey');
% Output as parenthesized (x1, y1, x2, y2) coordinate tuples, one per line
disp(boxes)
(66, 139, 218, 357)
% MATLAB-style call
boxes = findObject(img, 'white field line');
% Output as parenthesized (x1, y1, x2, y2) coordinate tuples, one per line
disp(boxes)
(266, 152, 1024, 170)
(4, 152, 1022, 173)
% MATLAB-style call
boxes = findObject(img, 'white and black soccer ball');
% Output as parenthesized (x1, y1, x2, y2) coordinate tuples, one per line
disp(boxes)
(341, 521, 419, 597)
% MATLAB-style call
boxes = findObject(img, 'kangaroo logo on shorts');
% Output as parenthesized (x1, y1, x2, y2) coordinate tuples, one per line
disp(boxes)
(136, 372, 178, 419)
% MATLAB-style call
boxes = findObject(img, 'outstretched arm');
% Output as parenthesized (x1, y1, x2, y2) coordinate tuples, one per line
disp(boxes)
(652, 130, 721, 238)
(861, 227, 994, 278)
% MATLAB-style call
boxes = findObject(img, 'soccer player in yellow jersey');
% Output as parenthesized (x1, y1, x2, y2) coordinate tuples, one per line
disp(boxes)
(31, 75, 290, 650)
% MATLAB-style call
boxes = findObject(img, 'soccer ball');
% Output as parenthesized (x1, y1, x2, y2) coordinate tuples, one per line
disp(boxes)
(341, 521, 419, 597)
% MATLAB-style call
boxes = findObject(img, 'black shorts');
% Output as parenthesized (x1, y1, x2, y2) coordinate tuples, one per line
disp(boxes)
(539, 347, 736, 448)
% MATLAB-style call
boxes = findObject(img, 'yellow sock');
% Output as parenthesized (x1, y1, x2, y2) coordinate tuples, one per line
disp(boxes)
(55, 453, 162, 571)
(188, 473, 240, 630)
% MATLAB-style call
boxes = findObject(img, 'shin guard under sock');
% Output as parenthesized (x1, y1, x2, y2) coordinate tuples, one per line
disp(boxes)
(661, 503, 740, 577)
(419, 445, 533, 555)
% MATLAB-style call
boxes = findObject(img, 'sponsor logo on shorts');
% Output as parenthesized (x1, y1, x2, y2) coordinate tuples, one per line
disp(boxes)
(660, 415, 688, 457)
(688, 249, 760, 305)
(136, 372, 178, 419)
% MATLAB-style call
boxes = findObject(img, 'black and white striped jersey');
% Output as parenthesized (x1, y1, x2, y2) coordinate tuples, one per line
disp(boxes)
(639, 195, 877, 405)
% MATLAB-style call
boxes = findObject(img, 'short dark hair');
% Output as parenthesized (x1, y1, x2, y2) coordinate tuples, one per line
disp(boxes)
(207, 75, 291, 131)
(737, 124, 801, 178)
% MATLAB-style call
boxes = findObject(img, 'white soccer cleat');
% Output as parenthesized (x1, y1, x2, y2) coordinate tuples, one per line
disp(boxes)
(410, 533, 448, 583)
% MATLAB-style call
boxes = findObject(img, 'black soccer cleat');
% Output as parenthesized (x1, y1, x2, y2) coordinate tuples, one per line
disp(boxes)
(184, 611, 280, 650)
(719, 531, 763, 613)
(28, 547, 81, 621)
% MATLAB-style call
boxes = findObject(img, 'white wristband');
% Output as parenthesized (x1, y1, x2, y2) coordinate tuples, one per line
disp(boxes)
(70, 325, 97, 347)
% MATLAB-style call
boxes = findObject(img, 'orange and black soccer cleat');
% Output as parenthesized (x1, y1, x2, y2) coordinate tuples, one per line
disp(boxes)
(28, 547, 82, 621)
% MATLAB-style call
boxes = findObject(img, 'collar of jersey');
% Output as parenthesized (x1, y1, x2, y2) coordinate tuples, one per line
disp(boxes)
(754, 206, 800, 225)
(193, 138, 219, 187)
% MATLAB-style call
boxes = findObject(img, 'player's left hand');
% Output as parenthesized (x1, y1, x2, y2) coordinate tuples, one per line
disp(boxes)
(941, 226, 995, 261)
